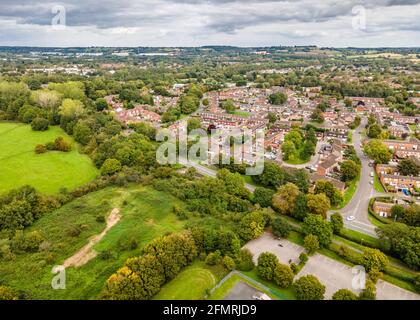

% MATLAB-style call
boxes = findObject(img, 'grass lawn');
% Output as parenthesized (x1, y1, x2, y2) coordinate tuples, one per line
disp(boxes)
(154, 260, 226, 300)
(0, 185, 186, 299)
(347, 131, 353, 143)
(231, 110, 251, 117)
(332, 177, 359, 210)
(373, 172, 386, 193)
(0, 122, 98, 195)
(284, 156, 310, 165)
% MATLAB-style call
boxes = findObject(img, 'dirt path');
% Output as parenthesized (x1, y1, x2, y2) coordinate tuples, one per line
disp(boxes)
(63, 208, 121, 268)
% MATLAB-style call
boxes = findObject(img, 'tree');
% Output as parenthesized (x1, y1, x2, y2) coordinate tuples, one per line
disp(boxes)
(306, 193, 330, 218)
(284, 129, 303, 148)
(95, 98, 109, 111)
(367, 124, 382, 138)
(310, 109, 324, 123)
(220, 99, 236, 113)
(271, 217, 291, 238)
(402, 204, 420, 227)
(252, 162, 286, 188)
(364, 139, 392, 164)
(59, 99, 84, 118)
(257, 252, 278, 281)
(340, 160, 360, 182)
(73, 121, 93, 145)
(273, 263, 294, 288)
(268, 92, 287, 105)
(314, 180, 342, 207)
(377, 223, 420, 269)
(360, 248, 388, 272)
(101, 159, 122, 175)
(31, 117, 49, 131)
(272, 183, 300, 215)
(238, 210, 267, 241)
(304, 234, 320, 255)
(330, 212, 344, 234)
(253, 187, 275, 208)
(236, 249, 255, 271)
(281, 140, 297, 161)
(391, 205, 406, 220)
(293, 275, 326, 300)
(332, 289, 358, 300)
(267, 112, 277, 123)
(292, 194, 309, 221)
(397, 157, 420, 176)
(302, 214, 333, 247)
(187, 118, 202, 133)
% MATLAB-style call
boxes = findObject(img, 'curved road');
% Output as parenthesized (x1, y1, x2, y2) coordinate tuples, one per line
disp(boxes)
(328, 118, 381, 237)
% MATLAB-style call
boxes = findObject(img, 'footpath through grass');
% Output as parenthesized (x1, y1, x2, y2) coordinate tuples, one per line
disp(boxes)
(0, 185, 186, 299)
(0, 122, 98, 195)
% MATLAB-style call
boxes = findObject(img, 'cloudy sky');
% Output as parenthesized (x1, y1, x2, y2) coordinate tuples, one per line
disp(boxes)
(0, 0, 419, 47)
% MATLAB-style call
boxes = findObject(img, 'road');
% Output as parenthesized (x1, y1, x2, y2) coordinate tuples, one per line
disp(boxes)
(328, 118, 382, 237)
(178, 157, 256, 192)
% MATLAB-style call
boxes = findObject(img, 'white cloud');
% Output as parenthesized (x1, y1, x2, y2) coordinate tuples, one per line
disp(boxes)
(0, 0, 418, 46)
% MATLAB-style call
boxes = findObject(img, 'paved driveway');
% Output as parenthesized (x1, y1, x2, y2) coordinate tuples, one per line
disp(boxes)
(245, 233, 420, 300)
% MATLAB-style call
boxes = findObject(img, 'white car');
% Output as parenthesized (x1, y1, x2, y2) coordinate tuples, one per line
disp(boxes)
(346, 216, 356, 221)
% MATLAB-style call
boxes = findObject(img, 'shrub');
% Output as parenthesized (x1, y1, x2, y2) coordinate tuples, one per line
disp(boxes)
(205, 251, 222, 266)
(99, 249, 113, 260)
(11, 230, 44, 253)
(101, 159, 122, 176)
(66, 225, 81, 237)
(359, 279, 376, 300)
(222, 256, 236, 271)
(299, 252, 308, 264)
(0, 286, 19, 300)
(96, 215, 106, 223)
(31, 117, 49, 131)
(332, 289, 358, 300)
(35, 144, 47, 154)
(330, 212, 344, 234)
(236, 249, 255, 271)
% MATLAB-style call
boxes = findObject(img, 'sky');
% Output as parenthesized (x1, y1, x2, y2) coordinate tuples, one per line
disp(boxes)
(0, 0, 419, 47)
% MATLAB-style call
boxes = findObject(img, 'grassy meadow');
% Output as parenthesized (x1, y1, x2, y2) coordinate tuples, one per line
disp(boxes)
(0, 122, 98, 195)
(0, 185, 186, 299)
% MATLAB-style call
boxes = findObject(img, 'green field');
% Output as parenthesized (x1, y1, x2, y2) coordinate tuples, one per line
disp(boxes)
(0, 122, 98, 195)
(0, 185, 186, 299)
(373, 172, 386, 193)
(154, 261, 222, 300)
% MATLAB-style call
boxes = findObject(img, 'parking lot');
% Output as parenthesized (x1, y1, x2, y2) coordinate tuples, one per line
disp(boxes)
(245, 233, 420, 300)
(244, 232, 304, 265)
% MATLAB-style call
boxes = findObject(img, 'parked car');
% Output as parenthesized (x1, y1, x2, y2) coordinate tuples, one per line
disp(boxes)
(346, 216, 356, 221)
